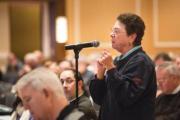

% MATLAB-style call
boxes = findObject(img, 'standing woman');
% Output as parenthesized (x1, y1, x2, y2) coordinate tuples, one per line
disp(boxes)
(89, 13, 157, 120)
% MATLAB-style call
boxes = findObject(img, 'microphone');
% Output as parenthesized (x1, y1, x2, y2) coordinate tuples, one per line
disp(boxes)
(65, 40, 100, 50)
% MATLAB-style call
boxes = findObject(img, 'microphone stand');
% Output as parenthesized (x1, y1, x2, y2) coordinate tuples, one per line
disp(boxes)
(65, 41, 100, 106)
(72, 47, 82, 107)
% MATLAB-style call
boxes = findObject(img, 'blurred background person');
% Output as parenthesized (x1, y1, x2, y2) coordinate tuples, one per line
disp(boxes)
(48, 61, 61, 75)
(2, 52, 23, 84)
(154, 52, 173, 66)
(18, 64, 32, 78)
(0, 77, 13, 107)
(44, 60, 61, 75)
(59, 69, 97, 120)
(154, 52, 173, 96)
(59, 59, 74, 73)
(155, 62, 180, 120)
(78, 57, 94, 96)
(33, 50, 45, 66)
(24, 52, 39, 70)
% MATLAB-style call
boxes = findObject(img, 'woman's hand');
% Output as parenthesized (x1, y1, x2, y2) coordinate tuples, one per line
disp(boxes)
(99, 49, 115, 71)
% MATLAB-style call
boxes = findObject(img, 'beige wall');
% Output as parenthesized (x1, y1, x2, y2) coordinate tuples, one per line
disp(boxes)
(10, 2, 41, 60)
(66, 0, 180, 59)
(0, 2, 41, 68)
(0, 0, 180, 65)
(142, 0, 180, 58)
(0, 3, 10, 68)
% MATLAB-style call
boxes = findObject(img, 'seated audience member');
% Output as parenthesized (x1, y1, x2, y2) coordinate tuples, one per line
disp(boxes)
(155, 62, 180, 120)
(59, 69, 97, 120)
(78, 58, 94, 96)
(0, 81, 13, 106)
(3, 52, 23, 84)
(44, 60, 61, 75)
(18, 64, 32, 78)
(154, 52, 172, 66)
(24, 53, 39, 69)
(33, 50, 45, 65)
(154, 52, 173, 96)
(48, 62, 61, 75)
(86, 53, 101, 74)
(15, 67, 89, 120)
(59, 60, 74, 73)
(78, 57, 100, 115)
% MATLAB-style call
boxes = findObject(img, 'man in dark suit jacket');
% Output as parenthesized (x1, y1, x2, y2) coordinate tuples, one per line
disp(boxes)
(59, 69, 97, 120)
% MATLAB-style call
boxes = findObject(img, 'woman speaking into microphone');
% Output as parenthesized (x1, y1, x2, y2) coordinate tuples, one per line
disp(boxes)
(89, 13, 157, 120)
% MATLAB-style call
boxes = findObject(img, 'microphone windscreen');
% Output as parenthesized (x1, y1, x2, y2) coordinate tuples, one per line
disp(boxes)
(93, 41, 100, 47)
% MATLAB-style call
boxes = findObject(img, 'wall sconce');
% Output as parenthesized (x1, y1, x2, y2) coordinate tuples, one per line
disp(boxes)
(56, 16, 68, 43)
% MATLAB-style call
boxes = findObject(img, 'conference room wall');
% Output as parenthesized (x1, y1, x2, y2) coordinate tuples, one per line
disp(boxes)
(66, 0, 180, 59)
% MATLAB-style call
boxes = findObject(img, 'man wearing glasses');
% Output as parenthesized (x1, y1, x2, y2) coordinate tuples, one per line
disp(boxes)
(59, 69, 97, 120)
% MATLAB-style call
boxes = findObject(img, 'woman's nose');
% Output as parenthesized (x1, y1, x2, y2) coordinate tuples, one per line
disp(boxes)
(110, 32, 115, 38)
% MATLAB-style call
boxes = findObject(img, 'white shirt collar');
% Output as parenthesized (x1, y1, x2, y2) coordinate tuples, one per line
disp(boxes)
(172, 85, 180, 94)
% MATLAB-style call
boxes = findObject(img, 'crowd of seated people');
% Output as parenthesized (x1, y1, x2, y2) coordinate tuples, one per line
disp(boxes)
(0, 50, 99, 120)
(0, 51, 180, 120)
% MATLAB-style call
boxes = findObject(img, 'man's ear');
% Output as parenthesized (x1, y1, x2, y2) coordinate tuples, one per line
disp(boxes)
(42, 88, 51, 98)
